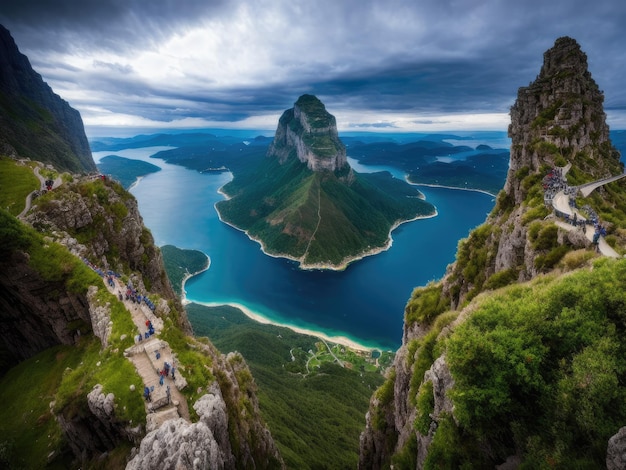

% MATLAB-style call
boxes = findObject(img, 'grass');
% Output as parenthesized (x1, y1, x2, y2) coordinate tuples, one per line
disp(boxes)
(0, 344, 85, 469)
(0, 156, 39, 216)
(185, 302, 386, 469)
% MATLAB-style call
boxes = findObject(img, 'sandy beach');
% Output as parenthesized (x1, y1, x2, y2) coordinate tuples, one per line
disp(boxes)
(191, 299, 381, 353)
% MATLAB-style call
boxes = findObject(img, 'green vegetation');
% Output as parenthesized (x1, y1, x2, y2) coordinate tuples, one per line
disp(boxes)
(185, 302, 389, 469)
(217, 153, 435, 268)
(449, 223, 498, 303)
(443, 258, 626, 467)
(405, 282, 448, 326)
(0, 91, 94, 173)
(0, 156, 39, 215)
(97, 155, 161, 189)
(160, 245, 209, 296)
(0, 344, 84, 469)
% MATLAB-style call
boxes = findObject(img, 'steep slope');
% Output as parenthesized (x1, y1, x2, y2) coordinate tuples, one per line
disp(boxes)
(359, 37, 626, 469)
(1, 165, 283, 469)
(217, 94, 436, 269)
(0, 25, 95, 173)
(0, 31, 282, 467)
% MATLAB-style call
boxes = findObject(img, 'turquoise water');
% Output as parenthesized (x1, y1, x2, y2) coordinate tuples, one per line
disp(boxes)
(93, 144, 495, 350)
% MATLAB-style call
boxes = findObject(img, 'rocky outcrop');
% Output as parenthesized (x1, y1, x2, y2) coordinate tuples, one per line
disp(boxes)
(443, 36, 623, 306)
(127, 387, 234, 470)
(267, 94, 351, 175)
(607, 427, 626, 470)
(128, 353, 284, 470)
(55, 384, 142, 465)
(0, 25, 96, 173)
(507, 36, 620, 205)
(24, 176, 190, 333)
(0, 249, 92, 364)
(359, 37, 625, 468)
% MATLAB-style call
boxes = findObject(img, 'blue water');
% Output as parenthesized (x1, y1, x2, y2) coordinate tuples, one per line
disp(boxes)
(93, 143, 495, 351)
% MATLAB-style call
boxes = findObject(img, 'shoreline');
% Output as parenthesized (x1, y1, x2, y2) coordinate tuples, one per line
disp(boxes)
(409, 181, 497, 197)
(188, 299, 385, 352)
(214, 189, 438, 271)
(180, 252, 211, 305)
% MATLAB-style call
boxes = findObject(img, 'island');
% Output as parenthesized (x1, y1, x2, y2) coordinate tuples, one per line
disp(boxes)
(215, 94, 436, 270)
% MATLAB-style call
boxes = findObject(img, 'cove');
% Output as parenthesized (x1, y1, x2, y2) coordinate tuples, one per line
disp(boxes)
(93, 146, 496, 351)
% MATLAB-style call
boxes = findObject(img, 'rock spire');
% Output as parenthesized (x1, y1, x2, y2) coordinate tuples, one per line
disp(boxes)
(267, 94, 350, 173)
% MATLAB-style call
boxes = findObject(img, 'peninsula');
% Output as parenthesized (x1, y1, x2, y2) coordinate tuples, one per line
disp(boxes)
(216, 94, 436, 270)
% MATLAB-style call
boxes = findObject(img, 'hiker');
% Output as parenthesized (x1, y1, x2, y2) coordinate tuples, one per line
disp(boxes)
(143, 386, 151, 402)
(159, 372, 165, 386)
(171, 366, 176, 380)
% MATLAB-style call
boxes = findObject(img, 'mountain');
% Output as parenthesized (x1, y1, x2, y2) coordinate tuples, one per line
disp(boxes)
(0, 25, 95, 173)
(0, 30, 282, 469)
(359, 37, 626, 469)
(216, 94, 436, 270)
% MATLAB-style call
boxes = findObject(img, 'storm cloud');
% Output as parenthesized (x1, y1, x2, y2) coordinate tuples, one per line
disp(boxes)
(1, 0, 625, 135)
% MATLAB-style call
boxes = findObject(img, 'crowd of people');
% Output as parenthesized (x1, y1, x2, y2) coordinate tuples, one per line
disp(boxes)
(542, 168, 609, 250)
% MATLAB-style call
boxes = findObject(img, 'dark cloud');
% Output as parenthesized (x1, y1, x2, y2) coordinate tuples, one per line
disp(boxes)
(0, 0, 231, 52)
(1, 0, 625, 132)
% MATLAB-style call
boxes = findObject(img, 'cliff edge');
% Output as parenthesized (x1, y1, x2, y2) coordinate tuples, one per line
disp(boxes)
(359, 37, 626, 469)
(0, 25, 95, 173)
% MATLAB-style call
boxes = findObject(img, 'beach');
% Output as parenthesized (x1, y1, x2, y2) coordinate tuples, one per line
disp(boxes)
(190, 299, 379, 353)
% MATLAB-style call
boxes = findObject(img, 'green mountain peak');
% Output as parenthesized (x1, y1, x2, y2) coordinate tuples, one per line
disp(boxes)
(217, 95, 436, 270)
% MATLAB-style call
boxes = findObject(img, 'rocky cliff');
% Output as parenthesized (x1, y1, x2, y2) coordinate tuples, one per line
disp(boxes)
(23, 176, 185, 327)
(267, 94, 351, 174)
(1, 169, 283, 469)
(359, 37, 626, 469)
(0, 25, 95, 173)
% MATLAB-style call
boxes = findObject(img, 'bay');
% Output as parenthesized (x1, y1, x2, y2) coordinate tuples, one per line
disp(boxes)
(93, 144, 495, 351)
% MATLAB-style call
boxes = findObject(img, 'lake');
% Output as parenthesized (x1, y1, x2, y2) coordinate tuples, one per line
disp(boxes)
(93, 142, 496, 350)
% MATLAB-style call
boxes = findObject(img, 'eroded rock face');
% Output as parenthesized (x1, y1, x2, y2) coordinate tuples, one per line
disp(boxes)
(24, 176, 190, 333)
(127, 388, 234, 470)
(57, 385, 142, 465)
(607, 427, 626, 470)
(267, 94, 350, 173)
(0, 249, 92, 363)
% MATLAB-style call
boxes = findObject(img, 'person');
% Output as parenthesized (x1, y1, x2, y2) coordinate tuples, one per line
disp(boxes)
(143, 386, 151, 402)
(171, 366, 176, 380)
(159, 372, 164, 386)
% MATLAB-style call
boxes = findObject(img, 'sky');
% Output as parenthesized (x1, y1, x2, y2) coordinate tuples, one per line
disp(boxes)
(1, 0, 626, 137)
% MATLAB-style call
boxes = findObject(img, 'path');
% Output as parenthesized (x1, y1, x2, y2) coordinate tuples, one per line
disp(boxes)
(18, 166, 63, 219)
(577, 172, 626, 198)
(103, 277, 191, 430)
(302, 183, 322, 260)
(554, 219, 620, 258)
(549, 164, 621, 258)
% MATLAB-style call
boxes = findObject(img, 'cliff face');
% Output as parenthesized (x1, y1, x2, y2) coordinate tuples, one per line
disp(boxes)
(506, 36, 620, 205)
(442, 36, 623, 307)
(0, 25, 95, 173)
(359, 37, 626, 469)
(267, 94, 350, 174)
(23, 177, 182, 317)
(0, 249, 92, 364)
